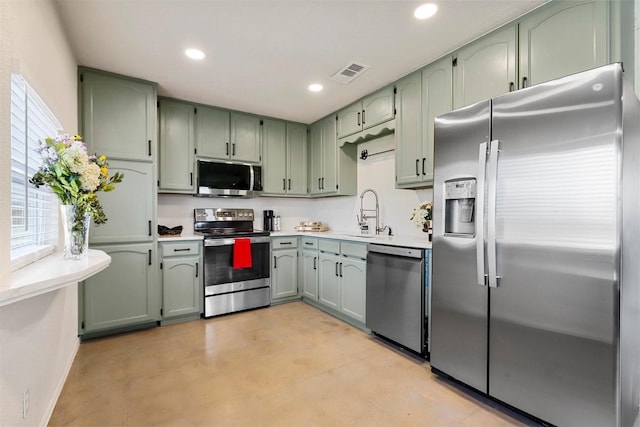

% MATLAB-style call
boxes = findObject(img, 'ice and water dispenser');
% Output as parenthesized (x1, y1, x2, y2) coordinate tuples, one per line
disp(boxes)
(444, 178, 476, 236)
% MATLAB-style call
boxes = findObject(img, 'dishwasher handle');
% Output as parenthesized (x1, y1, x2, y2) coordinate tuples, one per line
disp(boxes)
(367, 244, 423, 259)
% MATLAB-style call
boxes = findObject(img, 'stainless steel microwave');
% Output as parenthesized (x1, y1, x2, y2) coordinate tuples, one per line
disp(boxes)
(196, 159, 263, 197)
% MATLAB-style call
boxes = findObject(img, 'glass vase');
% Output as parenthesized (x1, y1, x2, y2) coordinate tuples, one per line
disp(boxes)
(60, 205, 91, 260)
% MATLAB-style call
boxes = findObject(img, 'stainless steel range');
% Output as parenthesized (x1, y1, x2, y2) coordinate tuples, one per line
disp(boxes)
(194, 208, 271, 317)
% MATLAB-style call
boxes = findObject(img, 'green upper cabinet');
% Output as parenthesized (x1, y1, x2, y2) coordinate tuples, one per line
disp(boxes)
(286, 123, 308, 196)
(453, 24, 517, 109)
(518, 1, 608, 88)
(230, 112, 261, 163)
(158, 99, 195, 193)
(262, 119, 287, 193)
(336, 86, 395, 141)
(395, 71, 423, 187)
(309, 115, 356, 197)
(194, 106, 230, 159)
(79, 68, 156, 162)
(396, 58, 452, 189)
(262, 120, 308, 196)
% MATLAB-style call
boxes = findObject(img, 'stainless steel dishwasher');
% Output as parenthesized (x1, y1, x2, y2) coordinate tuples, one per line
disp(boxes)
(366, 244, 427, 355)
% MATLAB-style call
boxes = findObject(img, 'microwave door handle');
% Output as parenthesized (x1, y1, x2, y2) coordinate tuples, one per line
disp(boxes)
(476, 142, 488, 287)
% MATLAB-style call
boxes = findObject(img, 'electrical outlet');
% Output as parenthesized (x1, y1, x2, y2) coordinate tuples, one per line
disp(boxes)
(22, 388, 29, 419)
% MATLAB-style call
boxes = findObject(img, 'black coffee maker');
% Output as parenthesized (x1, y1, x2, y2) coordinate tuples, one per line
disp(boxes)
(263, 210, 274, 231)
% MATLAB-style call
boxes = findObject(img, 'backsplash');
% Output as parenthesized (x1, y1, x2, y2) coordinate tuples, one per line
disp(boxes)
(158, 134, 432, 238)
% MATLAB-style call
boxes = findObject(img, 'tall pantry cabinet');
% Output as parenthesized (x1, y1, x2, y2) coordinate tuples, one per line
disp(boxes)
(78, 68, 160, 339)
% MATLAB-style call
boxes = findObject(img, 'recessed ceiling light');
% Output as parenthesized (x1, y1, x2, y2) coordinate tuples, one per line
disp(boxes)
(414, 3, 438, 20)
(308, 83, 323, 92)
(185, 48, 205, 60)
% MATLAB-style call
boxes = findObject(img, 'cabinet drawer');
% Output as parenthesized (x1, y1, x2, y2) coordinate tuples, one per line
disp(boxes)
(341, 241, 367, 259)
(319, 239, 340, 254)
(272, 237, 298, 249)
(160, 241, 201, 257)
(301, 237, 318, 250)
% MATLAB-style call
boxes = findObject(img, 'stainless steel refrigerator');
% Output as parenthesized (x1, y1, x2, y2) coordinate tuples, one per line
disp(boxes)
(430, 63, 639, 427)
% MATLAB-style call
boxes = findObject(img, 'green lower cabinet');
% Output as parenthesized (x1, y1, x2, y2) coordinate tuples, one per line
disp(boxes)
(302, 249, 319, 300)
(318, 252, 341, 310)
(159, 240, 203, 325)
(271, 236, 299, 302)
(80, 242, 159, 338)
(339, 257, 366, 323)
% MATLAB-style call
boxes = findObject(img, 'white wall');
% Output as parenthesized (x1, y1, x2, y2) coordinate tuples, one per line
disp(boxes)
(1, 1, 79, 426)
(159, 134, 433, 239)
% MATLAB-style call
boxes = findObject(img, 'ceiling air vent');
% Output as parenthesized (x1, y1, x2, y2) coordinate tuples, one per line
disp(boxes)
(330, 61, 370, 84)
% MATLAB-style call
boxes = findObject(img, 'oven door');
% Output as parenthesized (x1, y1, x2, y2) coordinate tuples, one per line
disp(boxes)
(203, 236, 270, 292)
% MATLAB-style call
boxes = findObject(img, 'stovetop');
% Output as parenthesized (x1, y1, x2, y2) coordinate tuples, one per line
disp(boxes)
(194, 208, 269, 239)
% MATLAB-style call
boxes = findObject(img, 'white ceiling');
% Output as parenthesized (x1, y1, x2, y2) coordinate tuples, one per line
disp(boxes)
(54, 0, 548, 124)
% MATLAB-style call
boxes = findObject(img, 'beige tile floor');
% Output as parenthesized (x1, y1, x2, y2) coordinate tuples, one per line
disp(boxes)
(50, 302, 533, 426)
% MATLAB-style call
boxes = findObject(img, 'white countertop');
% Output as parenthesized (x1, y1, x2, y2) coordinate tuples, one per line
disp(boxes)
(270, 231, 432, 249)
(2, 249, 112, 307)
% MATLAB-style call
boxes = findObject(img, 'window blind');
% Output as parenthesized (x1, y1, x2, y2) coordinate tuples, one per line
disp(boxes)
(10, 74, 62, 266)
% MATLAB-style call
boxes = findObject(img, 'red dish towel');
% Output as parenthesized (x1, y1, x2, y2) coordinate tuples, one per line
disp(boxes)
(233, 238, 252, 269)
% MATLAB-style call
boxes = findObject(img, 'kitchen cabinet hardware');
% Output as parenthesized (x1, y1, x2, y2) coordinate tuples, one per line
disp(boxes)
(226, 142, 229, 156)
(509, 82, 515, 92)
(232, 143, 236, 156)
(357, 111, 361, 127)
(422, 158, 426, 175)
(313, 256, 317, 270)
(160, 262, 163, 269)
(288, 179, 291, 190)
(362, 110, 366, 125)
(148, 140, 152, 156)
(321, 177, 325, 190)
(273, 255, 277, 268)
(148, 249, 152, 265)
(416, 159, 420, 176)
(148, 220, 152, 236)
(305, 242, 314, 246)
(318, 178, 322, 190)
(283, 178, 286, 191)
(335, 262, 339, 277)
(279, 241, 293, 246)
(521, 77, 528, 88)
(195, 263, 198, 277)
(339, 262, 343, 277)
(190, 172, 193, 186)
(173, 248, 191, 252)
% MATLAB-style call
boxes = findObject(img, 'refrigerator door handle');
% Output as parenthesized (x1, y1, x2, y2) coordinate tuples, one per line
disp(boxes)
(487, 139, 500, 288)
(476, 142, 488, 286)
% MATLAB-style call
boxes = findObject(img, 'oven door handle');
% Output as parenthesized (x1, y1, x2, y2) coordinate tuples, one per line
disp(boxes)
(204, 236, 271, 246)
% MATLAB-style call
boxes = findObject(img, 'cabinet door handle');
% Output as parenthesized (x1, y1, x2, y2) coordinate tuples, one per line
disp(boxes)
(318, 178, 322, 190)
(148, 249, 152, 266)
(279, 242, 293, 246)
(195, 262, 199, 278)
(174, 248, 191, 252)
(148, 140, 152, 156)
(283, 178, 286, 191)
(357, 111, 361, 127)
(305, 242, 313, 246)
(226, 142, 229, 156)
(335, 262, 339, 277)
(422, 158, 426, 175)
(232, 143, 236, 156)
(509, 82, 515, 92)
(148, 220, 152, 236)
(288, 179, 291, 191)
(362, 109, 365, 125)
(190, 172, 193, 186)
(339, 262, 343, 277)
(321, 177, 324, 190)
(521, 76, 528, 88)
(313, 256, 317, 270)
(416, 159, 420, 176)
(274, 255, 277, 269)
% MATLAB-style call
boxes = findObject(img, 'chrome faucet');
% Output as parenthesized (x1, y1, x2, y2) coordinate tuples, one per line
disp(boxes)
(359, 188, 390, 235)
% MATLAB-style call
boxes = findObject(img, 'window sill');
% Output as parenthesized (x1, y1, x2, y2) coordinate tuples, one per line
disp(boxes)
(2, 249, 111, 307)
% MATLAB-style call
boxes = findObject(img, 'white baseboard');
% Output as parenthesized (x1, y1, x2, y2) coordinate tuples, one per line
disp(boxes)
(40, 338, 80, 427)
